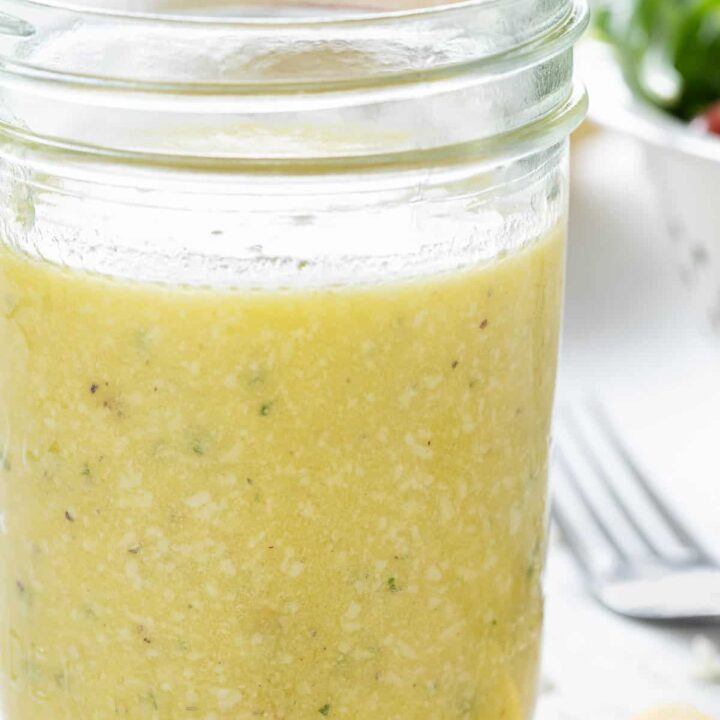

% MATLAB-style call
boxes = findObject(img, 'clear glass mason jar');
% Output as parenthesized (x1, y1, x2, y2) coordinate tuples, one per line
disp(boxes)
(0, 1, 587, 718)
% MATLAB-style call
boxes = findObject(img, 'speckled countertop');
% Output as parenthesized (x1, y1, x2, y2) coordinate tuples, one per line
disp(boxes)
(537, 131, 720, 720)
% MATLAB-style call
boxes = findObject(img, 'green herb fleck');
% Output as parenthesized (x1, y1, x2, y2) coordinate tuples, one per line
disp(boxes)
(11, 184, 35, 229)
(23, 659, 44, 686)
(457, 693, 478, 716)
(81, 463, 91, 478)
(527, 541, 543, 581)
(192, 441, 205, 456)
(102, 397, 124, 418)
(141, 691, 158, 710)
(249, 369, 266, 386)
(134, 329, 152, 351)
(319, 704, 331, 716)
(16, 579, 33, 606)
(2, 294, 18, 316)
(527, 559, 538, 581)
(387, 577, 399, 593)
(260, 402, 273, 417)
(298, 260, 310, 270)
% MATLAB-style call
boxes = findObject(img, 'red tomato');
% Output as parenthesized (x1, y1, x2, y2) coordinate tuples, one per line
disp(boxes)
(702, 101, 720, 135)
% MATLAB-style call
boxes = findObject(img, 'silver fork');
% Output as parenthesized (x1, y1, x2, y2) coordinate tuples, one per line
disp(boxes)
(552, 402, 720, 622)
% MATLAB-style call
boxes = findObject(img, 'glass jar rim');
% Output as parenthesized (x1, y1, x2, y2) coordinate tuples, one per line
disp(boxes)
(0, 0, 589, 90)
(0, 0, 588, 175)
(7, 0, 556, 27)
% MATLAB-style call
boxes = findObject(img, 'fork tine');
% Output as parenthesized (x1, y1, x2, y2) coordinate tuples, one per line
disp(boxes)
(563, 410, 661, 557)
(552, 456, 619, 576)
(589, 402, 711, 562)
(552, 483, 595, 573)
(554, 445, 632, 563)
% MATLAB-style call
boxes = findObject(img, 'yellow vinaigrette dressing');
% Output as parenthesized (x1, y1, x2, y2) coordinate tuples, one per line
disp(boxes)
(0, 227, 564, 719)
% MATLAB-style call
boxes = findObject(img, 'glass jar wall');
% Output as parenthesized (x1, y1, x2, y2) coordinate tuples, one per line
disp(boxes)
(0, 2, 587, 718)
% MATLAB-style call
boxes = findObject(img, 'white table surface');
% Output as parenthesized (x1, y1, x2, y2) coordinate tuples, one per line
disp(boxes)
(537, 130, 720, 720)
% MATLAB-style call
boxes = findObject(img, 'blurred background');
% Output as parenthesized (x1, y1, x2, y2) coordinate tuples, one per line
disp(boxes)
(541, 1, 720, 717)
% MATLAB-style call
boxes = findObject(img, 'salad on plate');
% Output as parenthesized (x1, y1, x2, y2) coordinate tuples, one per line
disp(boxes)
(596, 0, 720, 135)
